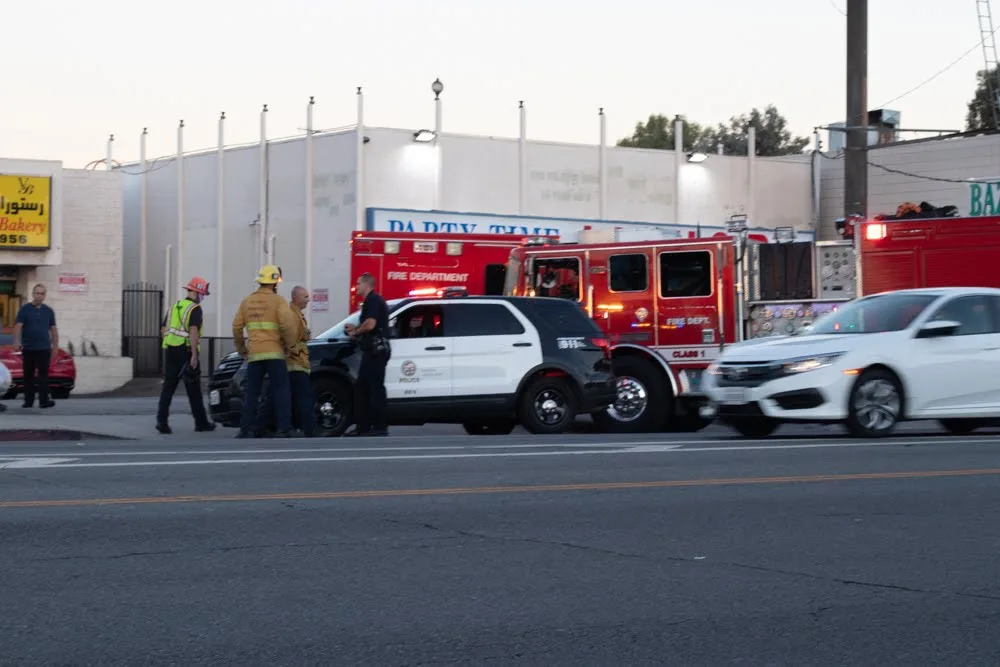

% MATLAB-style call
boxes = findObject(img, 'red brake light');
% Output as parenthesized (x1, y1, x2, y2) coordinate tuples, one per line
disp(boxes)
(590, 337, 611, 358)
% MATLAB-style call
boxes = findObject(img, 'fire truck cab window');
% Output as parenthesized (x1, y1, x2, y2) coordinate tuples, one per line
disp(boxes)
(659, 251, 711, 298)
(391, 305, 445, 338)
(444, 303, 526, 336)
(533, 258, 581, 301)
(609, 254, 648, 292)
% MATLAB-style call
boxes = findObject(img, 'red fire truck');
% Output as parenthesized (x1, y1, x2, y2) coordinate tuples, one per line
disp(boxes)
(349, 230, 557, 310)
(503, 210, 1000, 434)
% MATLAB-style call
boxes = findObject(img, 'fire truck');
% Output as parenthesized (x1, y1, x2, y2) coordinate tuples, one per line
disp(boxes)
(503, 209, 997, 433)
(349, 230, 557, 310)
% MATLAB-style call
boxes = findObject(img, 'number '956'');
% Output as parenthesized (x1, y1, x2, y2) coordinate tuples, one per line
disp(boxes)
(0, 235, 30, 244)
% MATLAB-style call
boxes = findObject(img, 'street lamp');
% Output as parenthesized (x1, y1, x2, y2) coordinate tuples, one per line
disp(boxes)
(686, 152, 708, 163)
(413, 129, 436, 142)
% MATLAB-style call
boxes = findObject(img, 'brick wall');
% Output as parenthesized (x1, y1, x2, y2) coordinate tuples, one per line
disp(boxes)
(21, 169, 124, 358)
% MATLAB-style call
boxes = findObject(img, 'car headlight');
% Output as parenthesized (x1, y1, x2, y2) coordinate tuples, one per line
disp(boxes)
(706, 361, 720, 375)
(782, 353, 844, 374)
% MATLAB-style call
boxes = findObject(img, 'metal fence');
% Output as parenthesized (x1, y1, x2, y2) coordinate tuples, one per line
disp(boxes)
(122, 282, 164, 377)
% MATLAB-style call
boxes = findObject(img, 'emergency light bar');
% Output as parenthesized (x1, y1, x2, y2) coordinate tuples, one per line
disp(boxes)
(864, 223, 887, 240)
(408, 286, 469, 298)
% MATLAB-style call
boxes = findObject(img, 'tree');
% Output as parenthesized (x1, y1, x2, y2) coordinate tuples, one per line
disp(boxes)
(966, 66, 1000, 131)
(617, 105, 810, 156)
(616, 114, 717, 152)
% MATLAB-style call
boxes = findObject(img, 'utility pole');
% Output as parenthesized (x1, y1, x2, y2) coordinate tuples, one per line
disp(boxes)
(844, 0, 868, 218)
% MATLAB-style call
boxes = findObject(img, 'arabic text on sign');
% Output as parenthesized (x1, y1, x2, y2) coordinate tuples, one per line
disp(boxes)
(0, 175, 52, 250)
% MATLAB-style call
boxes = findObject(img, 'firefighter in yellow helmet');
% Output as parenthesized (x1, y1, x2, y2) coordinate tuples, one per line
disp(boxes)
(232, 265, 298, 438)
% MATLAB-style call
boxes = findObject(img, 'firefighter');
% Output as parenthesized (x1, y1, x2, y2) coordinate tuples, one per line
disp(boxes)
(156, 276, 216, 434)
(232, 265, 298, 438)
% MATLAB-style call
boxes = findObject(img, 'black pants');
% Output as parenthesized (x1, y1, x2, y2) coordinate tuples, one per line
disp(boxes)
(157, 345, 211, 427)
(355, 353, 388, 433)
(22, 349, 51, 406)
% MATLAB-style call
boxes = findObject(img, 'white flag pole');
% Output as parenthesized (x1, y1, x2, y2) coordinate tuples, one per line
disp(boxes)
(139, 127, 148, 284)
(216, 112, 226, 338)
(599, 108, 607, 220)
(259, 104, 269, 268)
(355, 87, 365, 232)
(518, 101, 526, 214)
(305, 96, 315, 327)
(176, 119, 185, 301)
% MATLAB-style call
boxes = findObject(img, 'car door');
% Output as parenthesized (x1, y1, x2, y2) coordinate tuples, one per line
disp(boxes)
(907, 293, 1000, 415)
(384, 302, 454, 400)
(447, 301, 540, 397)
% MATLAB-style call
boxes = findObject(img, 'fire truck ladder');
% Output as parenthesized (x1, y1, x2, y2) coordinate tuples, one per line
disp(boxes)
(977, 0, 1000, 129)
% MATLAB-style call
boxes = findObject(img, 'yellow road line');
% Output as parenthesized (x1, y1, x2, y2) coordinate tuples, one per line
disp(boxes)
(3, 467, 1000, 509)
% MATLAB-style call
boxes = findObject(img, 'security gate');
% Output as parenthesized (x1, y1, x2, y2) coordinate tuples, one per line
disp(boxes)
(122, 282, 164, 377)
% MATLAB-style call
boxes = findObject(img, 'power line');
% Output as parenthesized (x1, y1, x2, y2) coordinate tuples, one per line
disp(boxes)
(819, 150, 998, 183)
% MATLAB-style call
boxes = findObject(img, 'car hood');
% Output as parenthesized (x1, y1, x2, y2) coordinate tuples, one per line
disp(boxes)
(718, 333, 882, 363)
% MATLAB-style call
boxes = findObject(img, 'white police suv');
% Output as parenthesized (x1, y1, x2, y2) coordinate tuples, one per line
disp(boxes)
(702, 287, 1000, 438)
(209, 295, 617, 436)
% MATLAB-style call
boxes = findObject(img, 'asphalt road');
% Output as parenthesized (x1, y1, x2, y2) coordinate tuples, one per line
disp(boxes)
(2, 430, 1000, 666)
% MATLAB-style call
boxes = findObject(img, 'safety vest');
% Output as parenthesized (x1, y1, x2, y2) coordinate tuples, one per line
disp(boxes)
(162, 298, 201, 349)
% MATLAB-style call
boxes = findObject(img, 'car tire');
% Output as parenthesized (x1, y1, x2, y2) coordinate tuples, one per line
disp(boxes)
(519, 376, 577, 435)
(665, 414, 712, 433)
(462, 420, 517, 436)
(312, 376, 353, 437)
(591, 357, 669, 433)
(845, 368, 903, 438)
(724, 417, 779, 438)
(939, 418, 988, 435)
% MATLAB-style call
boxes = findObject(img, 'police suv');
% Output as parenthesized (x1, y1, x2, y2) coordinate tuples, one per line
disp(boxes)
(208, 294, 616, 436)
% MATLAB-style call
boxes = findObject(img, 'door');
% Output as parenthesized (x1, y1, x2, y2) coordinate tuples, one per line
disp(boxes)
(597, 249, 655, 345)
(655, 247, 722, 362)
(446, 302, 540, 397)
(384, 303, 454, 400)
(0, 294, 9, 328)
(907, 293, 1000, 414)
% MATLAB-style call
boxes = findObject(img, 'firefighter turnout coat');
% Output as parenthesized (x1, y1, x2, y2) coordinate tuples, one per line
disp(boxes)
(232, 287, 299, 362)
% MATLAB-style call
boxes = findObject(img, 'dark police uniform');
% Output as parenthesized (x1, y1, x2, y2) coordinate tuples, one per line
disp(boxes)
(353, 289, 390, 436)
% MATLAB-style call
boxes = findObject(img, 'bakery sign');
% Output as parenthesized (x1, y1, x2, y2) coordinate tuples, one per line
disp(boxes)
(0, 174, 52, 250)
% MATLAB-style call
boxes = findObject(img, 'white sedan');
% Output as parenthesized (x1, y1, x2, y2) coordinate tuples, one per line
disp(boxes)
(702, 287, 1000, 438)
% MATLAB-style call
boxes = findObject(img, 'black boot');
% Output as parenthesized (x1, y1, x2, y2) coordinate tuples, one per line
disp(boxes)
(156, 422, 172, 434)
(195, 422, 217, 432)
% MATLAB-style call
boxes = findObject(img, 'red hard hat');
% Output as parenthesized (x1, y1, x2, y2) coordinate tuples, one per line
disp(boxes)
(185, 276, 210, 296)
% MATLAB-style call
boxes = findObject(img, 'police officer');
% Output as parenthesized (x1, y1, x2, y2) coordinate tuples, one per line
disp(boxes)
(232, 265, 298, 438)
(345, 272, 390, 437)
(156, 276, 216, 434)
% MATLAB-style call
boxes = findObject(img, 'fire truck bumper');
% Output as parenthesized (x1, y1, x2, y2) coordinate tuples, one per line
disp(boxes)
(702, 365, 852, 423)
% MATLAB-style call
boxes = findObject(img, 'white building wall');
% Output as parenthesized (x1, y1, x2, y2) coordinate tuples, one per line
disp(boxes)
(819, 133, 1000, 240)
(124, 124, 813, 331)
(18, 169, 131, 394)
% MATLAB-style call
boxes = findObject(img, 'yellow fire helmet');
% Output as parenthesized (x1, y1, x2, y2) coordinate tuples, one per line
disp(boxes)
(256, 264, 283, 285)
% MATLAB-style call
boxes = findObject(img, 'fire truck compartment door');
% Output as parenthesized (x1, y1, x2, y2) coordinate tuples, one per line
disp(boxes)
(384, 303, 453, 399)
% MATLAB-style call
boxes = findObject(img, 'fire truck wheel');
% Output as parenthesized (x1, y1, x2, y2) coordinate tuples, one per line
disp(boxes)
(591, 357, 668, 433)
(519, 377, 577, 434)
(845, 368, 902, 438)
(312, 377, 353, 436)
(462, 420, 517, 436)
(723, 417, 779, 438)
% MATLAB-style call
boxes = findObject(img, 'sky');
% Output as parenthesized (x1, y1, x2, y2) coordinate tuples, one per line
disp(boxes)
(2, 0, 992, 167)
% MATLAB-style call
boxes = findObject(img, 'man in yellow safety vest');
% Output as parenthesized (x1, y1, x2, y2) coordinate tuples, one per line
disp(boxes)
(156, 276, 216, 434)
(232, 264, 298, 438)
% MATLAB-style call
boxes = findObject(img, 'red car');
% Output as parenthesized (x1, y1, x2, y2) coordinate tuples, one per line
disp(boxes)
(0, 329, 76, 400)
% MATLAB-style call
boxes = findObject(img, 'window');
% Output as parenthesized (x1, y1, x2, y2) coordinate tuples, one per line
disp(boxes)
(927, 295, 997, 336)
(609, 254, 648, 292)
(391, 304, 445, 339)
(483, 264, 507, 295)
(444, 303, 525, 336)
(810, 292, 938, 335)
(515, 299, 604, 336)
(315, 299, 406, 340)
(659, 251, 712, 298)
(532, 257, 581, 301)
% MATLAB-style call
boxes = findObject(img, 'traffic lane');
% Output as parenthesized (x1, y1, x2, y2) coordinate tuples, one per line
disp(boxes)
(2, 469, 999, 665)
(3, 434, 1000, 505)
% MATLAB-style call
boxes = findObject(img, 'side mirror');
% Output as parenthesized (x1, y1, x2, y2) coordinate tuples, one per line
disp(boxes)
(916, 320, 961, 339)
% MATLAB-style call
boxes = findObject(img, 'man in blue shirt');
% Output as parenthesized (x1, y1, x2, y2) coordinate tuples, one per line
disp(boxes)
(13, 283, 59, 408)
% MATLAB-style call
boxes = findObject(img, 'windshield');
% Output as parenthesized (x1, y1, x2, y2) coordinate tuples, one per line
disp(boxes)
(314, 299, 405, 340)
(809, 292, 940, 335)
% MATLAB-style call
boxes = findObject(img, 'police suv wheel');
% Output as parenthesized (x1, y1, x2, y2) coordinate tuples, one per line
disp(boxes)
(312, 377, 352, 436)
(592, 357, 669, 433)
(723, 417, 779, 438)
(519, 377, 576, 435)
